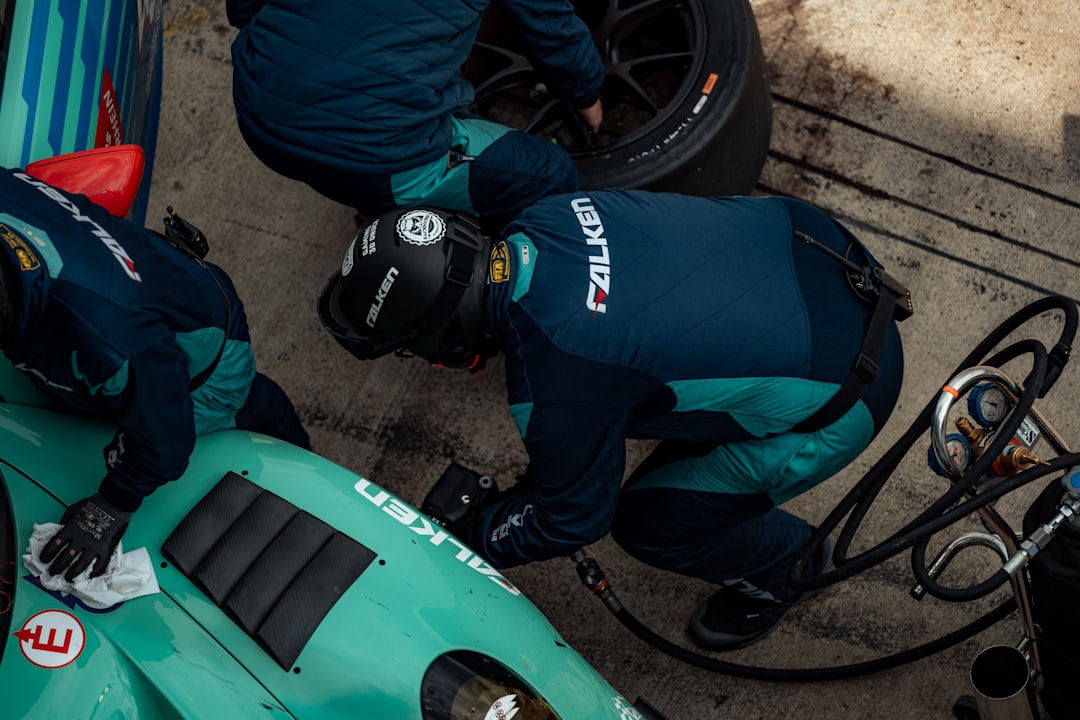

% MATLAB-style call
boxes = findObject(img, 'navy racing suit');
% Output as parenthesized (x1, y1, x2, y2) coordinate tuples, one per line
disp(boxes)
(474, 189, 905, 599)
(0, 169, 308, 512)
(228, 0, 605, 221)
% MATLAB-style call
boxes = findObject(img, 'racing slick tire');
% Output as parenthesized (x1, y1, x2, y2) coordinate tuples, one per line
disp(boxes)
(465, 0, 773, 197)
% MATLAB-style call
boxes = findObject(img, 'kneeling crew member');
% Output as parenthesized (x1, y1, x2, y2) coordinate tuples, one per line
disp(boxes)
(317, 189, 910, 650)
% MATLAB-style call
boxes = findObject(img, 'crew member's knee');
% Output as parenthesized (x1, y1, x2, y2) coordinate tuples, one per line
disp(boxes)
(469, 132, 580, 219)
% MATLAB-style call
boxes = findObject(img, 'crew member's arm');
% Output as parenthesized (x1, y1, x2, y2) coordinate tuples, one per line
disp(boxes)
(495, 0, 605, 127)
(41, 334, 196, 579)
(97, 336, 197, 510)
(471, 401, 627, 568)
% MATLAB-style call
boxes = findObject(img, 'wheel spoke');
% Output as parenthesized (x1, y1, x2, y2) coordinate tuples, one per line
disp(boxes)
(464, 0, 705, 153)
(520, 98, 567, 135)
(606, 0, 688, 43)
(606, 51, 693, 114)
(473, 68, 538, 101)
(605, 65, 660, 115)
(469, 42, 538, 101)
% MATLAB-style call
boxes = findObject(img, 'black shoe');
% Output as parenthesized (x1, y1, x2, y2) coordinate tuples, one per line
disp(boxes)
(687, 586, 798, 651)
(687, 537, 834, 651)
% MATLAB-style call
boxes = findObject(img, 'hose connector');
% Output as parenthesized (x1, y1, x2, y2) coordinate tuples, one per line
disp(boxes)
(570, 550, 623, 613)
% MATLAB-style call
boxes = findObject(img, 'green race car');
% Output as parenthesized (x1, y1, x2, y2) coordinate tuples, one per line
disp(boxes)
(0, 351, 666, 719)
(0, 152, 667, 717)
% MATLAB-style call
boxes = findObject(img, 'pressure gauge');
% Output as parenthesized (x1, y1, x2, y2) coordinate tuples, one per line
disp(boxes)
(928, 433, 973, 477)
(967, 383, 1012, 427)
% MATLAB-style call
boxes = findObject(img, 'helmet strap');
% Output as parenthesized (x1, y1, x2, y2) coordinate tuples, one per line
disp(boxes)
(402, 230, 487, 361)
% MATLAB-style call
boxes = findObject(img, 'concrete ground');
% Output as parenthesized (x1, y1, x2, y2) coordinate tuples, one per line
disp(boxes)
(151, 1, 1079, 718)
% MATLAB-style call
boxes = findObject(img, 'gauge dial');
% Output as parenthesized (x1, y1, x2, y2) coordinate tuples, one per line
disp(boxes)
(928, 433, 973, 477)
(944, 433, 972, 472)
(968, 383, 1011, 427)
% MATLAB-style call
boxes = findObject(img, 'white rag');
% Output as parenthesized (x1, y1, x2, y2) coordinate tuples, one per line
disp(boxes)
(22, 522, 160, 609)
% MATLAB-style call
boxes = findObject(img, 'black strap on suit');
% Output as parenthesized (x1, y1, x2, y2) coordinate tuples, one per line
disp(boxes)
(791, 230, 913, 434)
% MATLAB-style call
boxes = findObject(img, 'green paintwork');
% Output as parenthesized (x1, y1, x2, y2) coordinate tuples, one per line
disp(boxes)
(0, 393, 639, 718)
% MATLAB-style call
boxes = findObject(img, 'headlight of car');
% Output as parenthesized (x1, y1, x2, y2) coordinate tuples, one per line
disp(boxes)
(421, 651, 561, 720)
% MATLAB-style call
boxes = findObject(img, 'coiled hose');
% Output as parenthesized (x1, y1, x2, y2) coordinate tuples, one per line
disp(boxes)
(576, 294, 1077, 681)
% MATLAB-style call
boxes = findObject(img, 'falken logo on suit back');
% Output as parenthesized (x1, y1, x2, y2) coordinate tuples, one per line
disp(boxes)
(15, 173, 142, 282)
(572, 196, 610, 315)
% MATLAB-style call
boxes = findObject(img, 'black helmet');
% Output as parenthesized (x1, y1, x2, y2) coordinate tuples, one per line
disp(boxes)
(318, 207, 494, 370)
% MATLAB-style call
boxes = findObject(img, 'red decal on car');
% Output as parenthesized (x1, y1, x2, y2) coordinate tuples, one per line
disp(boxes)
(13, 609, 86, 669)
(95, 70, 124, 147)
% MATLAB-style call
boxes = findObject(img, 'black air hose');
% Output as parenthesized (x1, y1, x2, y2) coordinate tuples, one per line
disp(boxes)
(610, 596, 1017, 682)
(577, 295, 1077, 680)
(907, 454, 1080, 602)
(573, 552, 1018, 681)
(791, 295, 1076, 592)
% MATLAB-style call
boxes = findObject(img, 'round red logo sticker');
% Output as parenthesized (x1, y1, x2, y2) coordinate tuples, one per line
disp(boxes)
(13, 609, 86, 668)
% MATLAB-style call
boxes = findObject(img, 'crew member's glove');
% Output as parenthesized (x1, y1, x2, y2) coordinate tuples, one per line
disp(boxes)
(39, 493, 132, 581)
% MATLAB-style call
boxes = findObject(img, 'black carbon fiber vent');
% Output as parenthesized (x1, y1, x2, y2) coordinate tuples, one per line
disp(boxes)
(161, 471, 375, 670)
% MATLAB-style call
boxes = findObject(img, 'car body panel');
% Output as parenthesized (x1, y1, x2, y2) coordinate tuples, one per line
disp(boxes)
(0, 399, 636, 719)
(2, 464, 291, 719)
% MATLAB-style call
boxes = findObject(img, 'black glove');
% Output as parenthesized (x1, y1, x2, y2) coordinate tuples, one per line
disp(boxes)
(39, 494, 132, 581)
(421, 462, 498, 539)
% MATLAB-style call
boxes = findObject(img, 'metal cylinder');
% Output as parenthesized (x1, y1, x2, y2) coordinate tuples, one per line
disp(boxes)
(1024, 480, 1080, 719)
(969, 645, 1038, 720)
